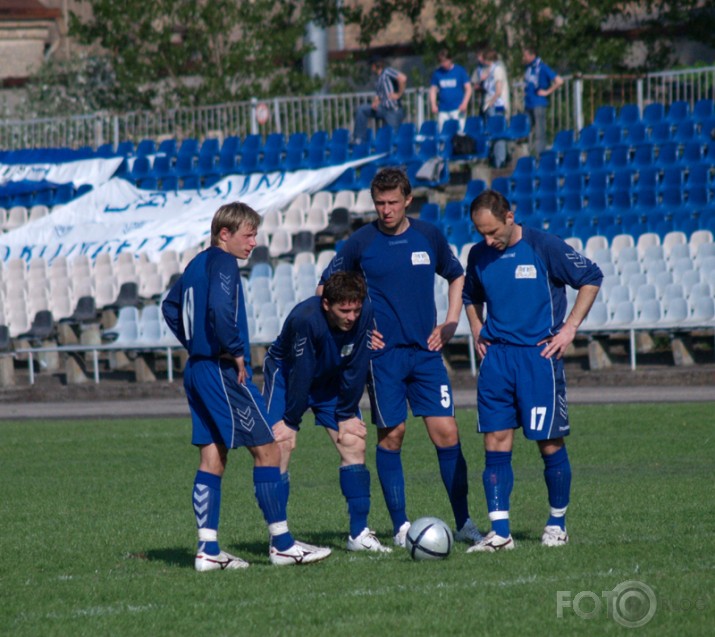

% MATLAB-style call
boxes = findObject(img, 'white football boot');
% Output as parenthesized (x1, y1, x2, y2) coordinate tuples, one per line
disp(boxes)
(347, 528, 393, 553)
(269, 541, 332, 566)
(541, 525, 569, 547)
(195, 550, 250, 571)
(466, 530, 515, 553)
(393, 521, 411, 547)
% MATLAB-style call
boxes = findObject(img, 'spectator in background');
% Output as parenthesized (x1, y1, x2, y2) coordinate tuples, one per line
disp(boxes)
(470, 48, 488, 115)
(429, 49, 472, 133)
(523, 46, 564, 156)
(482, 49, 510, 168)
(353, 57, 407, 145)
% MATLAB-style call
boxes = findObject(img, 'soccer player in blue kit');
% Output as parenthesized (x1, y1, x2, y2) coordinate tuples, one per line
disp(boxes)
(319, 167, 482, 547)
(462, 190, 602, 552)
(262, 271, 391, 553)
(162, 202, 331, 570)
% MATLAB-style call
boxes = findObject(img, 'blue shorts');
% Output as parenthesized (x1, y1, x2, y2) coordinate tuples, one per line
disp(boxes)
(184, 357, 275, 449)
(367, 347, 454, 428)
(262, 357, 359, 431)
(477, 343, 569, 441)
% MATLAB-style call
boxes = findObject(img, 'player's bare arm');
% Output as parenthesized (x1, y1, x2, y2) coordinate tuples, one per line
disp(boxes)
(539, 284, 601, 359)
(428, 275, 464, 351)
(465, 303, 489, 359)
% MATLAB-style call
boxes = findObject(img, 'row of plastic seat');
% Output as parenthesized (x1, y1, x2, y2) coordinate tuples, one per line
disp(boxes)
(0, 184, 92, 213)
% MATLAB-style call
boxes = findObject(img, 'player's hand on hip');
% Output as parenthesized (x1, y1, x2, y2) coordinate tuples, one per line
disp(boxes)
(235, 356, 247, 384)
(272, 420, 297, 449)
(476, 337, 490, 360)
(539, 324, 576, 359)
(368, 328, 385, 350)
(428, 321, 457, 351)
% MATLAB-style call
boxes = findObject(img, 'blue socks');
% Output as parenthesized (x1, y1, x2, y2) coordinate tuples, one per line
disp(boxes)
(542, 446, 571, 530)
(376, 446, 408, 534)
(193, 470, 221, 555)
(339, 464, 371, 539)
(254, 466, 294, 551)
(435, 443, 469, 530)
(483, 450, 513, 538)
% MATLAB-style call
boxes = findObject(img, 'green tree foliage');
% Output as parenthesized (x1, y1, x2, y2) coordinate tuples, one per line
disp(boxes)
(28, 0, 331, 114)
(343, 0, 715, 78)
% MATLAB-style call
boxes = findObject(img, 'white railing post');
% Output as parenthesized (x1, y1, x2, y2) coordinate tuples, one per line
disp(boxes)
(112, 115, 119, 150)
(416, 87, 426, 131)
(573, 77, 584, 134)
(250, 97, 258, 135)
(273, 97, 281, 133)
(636, 78, 644, 116)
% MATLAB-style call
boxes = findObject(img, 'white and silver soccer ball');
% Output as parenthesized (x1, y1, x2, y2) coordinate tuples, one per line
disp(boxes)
(405, 517, 453, 561)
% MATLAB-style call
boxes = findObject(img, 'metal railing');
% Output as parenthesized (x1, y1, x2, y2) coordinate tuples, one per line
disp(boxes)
(1, 65, 713, 151)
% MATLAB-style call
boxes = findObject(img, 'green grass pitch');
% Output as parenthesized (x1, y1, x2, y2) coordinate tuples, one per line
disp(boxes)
(2, 403, 714, 636)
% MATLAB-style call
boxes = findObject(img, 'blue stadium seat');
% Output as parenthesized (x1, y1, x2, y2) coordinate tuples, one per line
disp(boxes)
(463, 116, 484, 139)
(417, 120, 438, 140)
(463, 179, 487, 205)
(535, 150, 559, 177)
(442, 201, 466, 224)
(657, 141, 680, 167)
(674, 120, 697, 144)
(491, 176, 511, 197)
(220, 136, 240, 157)
(694, 98, 714, 122)
(626, 121, 648, 145)
(178, 138, 199, 159)
(485, 114, 508, 139)
(116, 140, 135, 156)
(559, 148, 583, 174)
(136, 139, 157, 157)
(665, 100, 691, 126)
(618, 103, 641, 126)
(608, 144, 631, 170)
(574, 125, 600, 150)
(418, 202, 441, 227)
(651, 122, 673, 145)
(158, 138, 178, 157)
(601, 124, 625, 147)
(594, 105, 617, 129)
(550, 130, 574, 155)
(643, 103, 665, 127)
(259, 146, 283, 173)
(504, 113, 531, 140)
(199, 138, 220, 159)
(218, 148, 240, 176)
(512, 156, 536, 177)
(632, 143, 655, 168)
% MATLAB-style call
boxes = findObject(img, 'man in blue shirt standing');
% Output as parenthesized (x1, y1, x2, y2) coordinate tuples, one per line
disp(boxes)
(263, 271, 391, 553)
(429, 49, 472, 133)
(462, 190, 602, 552)
(353, 57, 407, 145)
(523, 46, 564, 156)
(319, 167, 483, 548)
(162, 202, 331, 570)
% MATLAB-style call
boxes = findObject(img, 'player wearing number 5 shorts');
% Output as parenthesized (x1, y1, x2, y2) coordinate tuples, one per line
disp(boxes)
(162, 202, 330, 570)
(463, 190, 602, 552)
(318, 167, 483, 548)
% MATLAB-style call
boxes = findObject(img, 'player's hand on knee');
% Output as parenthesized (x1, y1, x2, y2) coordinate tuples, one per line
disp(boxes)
(273, 420, 297, 450)
(338, 418, 367, 445)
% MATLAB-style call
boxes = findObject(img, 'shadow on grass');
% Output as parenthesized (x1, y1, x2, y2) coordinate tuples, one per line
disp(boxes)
(144, 547, 195, 568)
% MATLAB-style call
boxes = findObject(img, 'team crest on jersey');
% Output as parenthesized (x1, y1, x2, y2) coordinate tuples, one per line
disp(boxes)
(341, 343, 354, 357)
(411, 251, 431, 265)
(515, 264, 537, 279)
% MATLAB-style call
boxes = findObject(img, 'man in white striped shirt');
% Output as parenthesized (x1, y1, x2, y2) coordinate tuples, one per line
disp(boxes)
(353, 57, 407, 145)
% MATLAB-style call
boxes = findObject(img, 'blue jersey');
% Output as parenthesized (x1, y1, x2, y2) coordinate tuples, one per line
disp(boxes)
(162, 246, 252, 368)
(524, 57, 558, 109)
(430, 64, 470, 111)
(463, 226, 603, 346)
(264, 296, 373, 428)
(320, 219, 464, 350)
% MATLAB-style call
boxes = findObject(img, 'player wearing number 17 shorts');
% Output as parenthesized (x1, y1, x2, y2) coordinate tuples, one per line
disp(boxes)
(462, 190, 603, 552)
(318, 167, 482, 547)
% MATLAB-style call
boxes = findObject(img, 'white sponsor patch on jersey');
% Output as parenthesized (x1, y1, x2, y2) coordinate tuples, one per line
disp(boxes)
(341, 343, 354, 357)
(411, 251, 431, 265)
(515, 264, 537, 279)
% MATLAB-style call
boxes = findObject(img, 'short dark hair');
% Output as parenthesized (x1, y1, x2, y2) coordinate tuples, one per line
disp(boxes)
(321, 271, 367, 305)
(370, 167, 412, 199)
(210, 202, 261, 246)
(470, 189, 512, 222)
(437, 49, 451, 62)
(369, 56, 386, 69)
